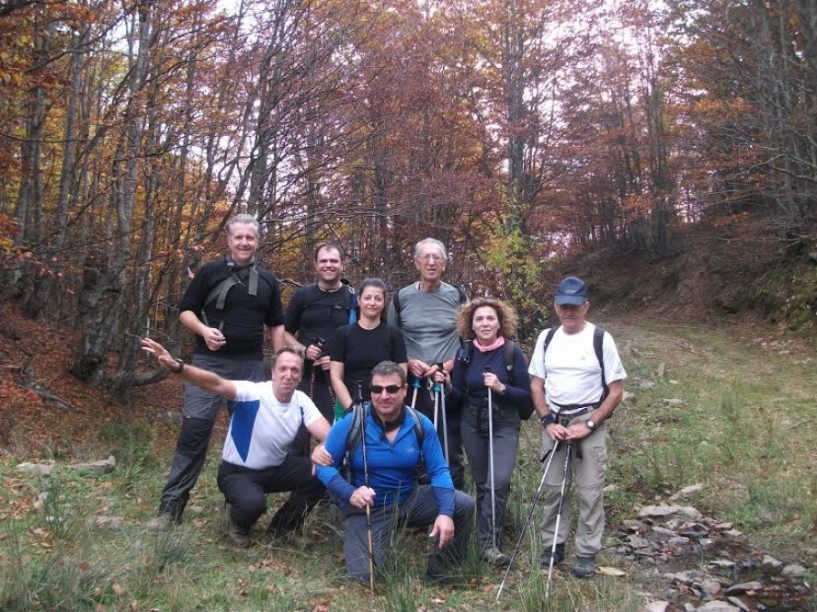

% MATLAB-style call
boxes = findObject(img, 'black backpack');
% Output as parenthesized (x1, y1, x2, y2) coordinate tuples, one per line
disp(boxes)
(299, 282, 359, 326)
(343, 403, 424, 480)
(460, 339, 535, 420)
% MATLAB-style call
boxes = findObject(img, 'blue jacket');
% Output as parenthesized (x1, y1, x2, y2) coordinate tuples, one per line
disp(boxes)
(316, 404, 455, 516)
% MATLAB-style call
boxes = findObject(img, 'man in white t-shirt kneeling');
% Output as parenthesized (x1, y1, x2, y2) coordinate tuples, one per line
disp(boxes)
(141, 339, 330, 547)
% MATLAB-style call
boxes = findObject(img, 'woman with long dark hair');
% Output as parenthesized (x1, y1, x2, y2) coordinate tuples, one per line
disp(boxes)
(328, 278, 408, 410)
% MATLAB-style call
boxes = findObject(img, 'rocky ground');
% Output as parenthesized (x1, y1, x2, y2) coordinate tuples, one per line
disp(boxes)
(614, 494, 811, 611)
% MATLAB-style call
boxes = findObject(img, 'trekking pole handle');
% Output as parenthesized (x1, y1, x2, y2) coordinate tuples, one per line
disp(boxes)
(431, 363, 446, 392)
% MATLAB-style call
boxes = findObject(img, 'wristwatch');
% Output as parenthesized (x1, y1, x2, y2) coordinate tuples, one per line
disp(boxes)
(585, 418, 596, 431)
(170, 358, 185, 373)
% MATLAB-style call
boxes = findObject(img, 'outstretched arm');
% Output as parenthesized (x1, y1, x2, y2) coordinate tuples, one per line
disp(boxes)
(141, 337, 236, 400)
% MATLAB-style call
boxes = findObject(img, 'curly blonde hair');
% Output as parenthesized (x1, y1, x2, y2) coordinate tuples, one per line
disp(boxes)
(457, 297, 518, 340)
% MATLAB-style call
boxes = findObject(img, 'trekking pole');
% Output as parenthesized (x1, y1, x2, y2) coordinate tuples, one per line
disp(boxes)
(359, 400, 375, 593)
(546, 441, 573, 599)
(436, 363, 449, 464)
(432, 383, 440, 431)
(496, 440, 561, 601)
(410, 377, 422, 409)
(484, 366, 497, 552)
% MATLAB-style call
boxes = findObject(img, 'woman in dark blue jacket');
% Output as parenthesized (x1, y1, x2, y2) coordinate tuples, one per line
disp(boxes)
(447, 297, 530, 566)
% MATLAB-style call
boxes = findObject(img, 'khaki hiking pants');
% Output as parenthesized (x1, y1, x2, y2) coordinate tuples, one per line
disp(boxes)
(540, 409, 609, 558)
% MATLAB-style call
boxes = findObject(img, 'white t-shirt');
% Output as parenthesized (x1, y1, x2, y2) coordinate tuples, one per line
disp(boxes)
(528, 323, 627, 412)
(221, 382, 322, 470)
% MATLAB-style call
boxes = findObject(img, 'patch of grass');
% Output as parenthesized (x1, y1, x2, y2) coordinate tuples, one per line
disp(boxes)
(95, 419, 156, 492)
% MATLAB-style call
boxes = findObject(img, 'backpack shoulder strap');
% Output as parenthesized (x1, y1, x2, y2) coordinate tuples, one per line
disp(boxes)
(299, 283, 322, 311)
(204, 274, 239, 311)
(391, 286, 405, 327)
(345, 404, 364, 453)
(503, 339, 515, 384)
(343, 404, 365, 480)
(593, 326, 608, 400)
(542, 326, 559, 354)
(456, 285, 467, 305)
(404, 405, 425, 446)
(346, 285, 358, 324)
(462, 339, 474, 365)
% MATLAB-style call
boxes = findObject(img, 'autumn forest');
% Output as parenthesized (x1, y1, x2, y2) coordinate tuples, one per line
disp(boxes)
(1, 0, 815, 394)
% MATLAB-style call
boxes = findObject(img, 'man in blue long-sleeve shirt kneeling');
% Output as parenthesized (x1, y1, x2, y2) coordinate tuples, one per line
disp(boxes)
(315, 361, 475, 584)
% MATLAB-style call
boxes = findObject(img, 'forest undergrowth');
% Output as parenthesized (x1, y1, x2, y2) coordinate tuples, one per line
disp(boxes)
(1, 307, 815, 610)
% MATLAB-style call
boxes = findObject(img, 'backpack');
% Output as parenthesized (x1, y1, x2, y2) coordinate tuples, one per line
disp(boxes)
(542, 325, 608, 401)
(460, 339, 535, 420)
(300, 282, 359, 326)
(344, 403, 424, 480)
(391, 282, 467, 326)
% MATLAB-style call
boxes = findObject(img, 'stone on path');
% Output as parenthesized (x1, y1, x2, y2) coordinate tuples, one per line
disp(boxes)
(16, 462, 52, 476)
(669, 483, 706, 500)
(696, 601, 740, 611)
(781, 564, 806, 580)
(66, 455, 116, 474)
(638, 504, 703, 522)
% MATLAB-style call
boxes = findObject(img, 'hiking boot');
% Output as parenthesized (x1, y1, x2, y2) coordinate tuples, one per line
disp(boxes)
(423, 569, 458, 585)
(573, 555, 596, 578)
(482, 547, 511, 567)
(227, 521, 250, 548)
(265, 529, 310, 549)
(425, 554, 460, 585)
(146, 513, 178, 530)
(540, 542, 565, 567)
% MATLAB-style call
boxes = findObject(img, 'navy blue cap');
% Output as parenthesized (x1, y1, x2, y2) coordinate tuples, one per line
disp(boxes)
(555, 276, 587, 306)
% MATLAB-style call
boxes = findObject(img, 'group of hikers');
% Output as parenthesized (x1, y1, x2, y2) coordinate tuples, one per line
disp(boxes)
(140, 213, 627, 586)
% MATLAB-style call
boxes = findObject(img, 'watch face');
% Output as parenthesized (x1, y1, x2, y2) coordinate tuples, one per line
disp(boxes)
(587, 419, 596, 430)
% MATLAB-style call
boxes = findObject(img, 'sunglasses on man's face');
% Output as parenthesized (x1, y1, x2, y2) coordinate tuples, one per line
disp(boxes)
(370, 384, 403, 395)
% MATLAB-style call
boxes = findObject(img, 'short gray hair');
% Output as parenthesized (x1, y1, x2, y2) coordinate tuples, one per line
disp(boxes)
(271, 345, 304, 369)
(413, 237, 448, 262)
(227, 214, 260, 238)
(369, 361, 407, 386)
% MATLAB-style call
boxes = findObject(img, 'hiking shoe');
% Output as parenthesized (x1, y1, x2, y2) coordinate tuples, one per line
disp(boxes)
(573, 555, 596, 578)
(227, 521, 250, 548)
(146, 513, 177, 530)
(482, 547, 511, 567)
(540, 542, 565, 567)
(265, 529, 310, 549)
(425, 554, 460, 585)
(423, 569, 459, 586)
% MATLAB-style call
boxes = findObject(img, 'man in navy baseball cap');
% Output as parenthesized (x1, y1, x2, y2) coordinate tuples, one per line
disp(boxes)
(554, 276, 588, 306)
(528, 273, 627, 579)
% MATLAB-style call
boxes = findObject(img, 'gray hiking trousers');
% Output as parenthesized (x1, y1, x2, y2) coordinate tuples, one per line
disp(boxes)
(342, 485, 475, 582)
